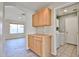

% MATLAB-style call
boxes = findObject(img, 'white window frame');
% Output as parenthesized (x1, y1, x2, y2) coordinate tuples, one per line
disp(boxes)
(10, 24, 24, 34)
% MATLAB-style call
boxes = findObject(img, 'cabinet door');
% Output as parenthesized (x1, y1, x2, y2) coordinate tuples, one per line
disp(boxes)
(38, 11, 43, 26)
(43, 8, 51, 26)
(38, 8, 51, 26)
(32, 13, 39, 27)
(33, 38, 37, 52)
(34, 37, 42, 56)
(28, 36, 34, 50)
(36, 39, 42, 56)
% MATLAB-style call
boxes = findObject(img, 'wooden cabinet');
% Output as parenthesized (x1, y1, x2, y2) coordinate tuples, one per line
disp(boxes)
(28, 36, 34, 51)
(38, 11, 43, 26)
(34, 37, 42, 56)
(32, 13, 39, 26)
(32, 8, 51, 27)
(43, 8, 51, 25)
(28, 34, 51, 57)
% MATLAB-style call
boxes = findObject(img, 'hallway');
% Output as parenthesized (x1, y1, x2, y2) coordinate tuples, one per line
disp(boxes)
(4, 38, 38, 57)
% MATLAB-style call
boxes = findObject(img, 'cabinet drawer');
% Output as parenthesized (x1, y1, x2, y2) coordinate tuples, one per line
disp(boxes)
(34, 36, 42, 41)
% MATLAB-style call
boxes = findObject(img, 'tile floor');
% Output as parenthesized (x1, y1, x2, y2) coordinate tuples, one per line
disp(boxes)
(4, 38, 38, 57)
(57, 43, 77, 57)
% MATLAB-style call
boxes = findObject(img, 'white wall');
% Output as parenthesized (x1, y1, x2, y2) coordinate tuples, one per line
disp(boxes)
(25, 11, 36, 49)
(0, 2, 5, 56)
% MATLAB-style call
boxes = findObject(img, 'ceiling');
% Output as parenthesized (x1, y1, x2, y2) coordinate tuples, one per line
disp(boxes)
(5, 6, 26, 21)
(5, 2, 75, 20)
(5, 2, 70, 12)
(56, 3, 79, 16)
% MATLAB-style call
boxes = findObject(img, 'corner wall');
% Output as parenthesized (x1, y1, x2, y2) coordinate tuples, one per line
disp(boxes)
(25, 11, 36, 49)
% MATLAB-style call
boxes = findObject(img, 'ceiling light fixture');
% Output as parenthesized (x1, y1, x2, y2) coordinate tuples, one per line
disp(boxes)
(64, 10, 67, 12)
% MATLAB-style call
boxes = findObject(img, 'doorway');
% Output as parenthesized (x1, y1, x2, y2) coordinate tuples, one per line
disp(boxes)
(55, 3, 79, 57)
(57, 13, 77, 57)
(65, 13, 78, 45)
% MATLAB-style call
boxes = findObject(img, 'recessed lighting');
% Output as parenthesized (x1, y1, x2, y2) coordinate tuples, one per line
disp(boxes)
(64, 10, 67, 12)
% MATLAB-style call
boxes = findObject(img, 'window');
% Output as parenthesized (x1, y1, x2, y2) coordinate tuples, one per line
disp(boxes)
(10, 24, 24, 34)
(18, 25, 24, 33)
(10, 24, 17, 34)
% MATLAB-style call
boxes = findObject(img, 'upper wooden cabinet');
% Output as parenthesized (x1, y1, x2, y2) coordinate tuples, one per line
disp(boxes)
(32, 13, 39, 26)
(32, 8, 51, 27)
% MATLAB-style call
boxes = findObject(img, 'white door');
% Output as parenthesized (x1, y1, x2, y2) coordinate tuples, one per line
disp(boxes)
(65, 13, 78, 45)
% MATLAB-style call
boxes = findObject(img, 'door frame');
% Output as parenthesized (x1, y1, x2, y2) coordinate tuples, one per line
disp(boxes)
(54, 2, 77, 55)
(77, 11, 79, 56)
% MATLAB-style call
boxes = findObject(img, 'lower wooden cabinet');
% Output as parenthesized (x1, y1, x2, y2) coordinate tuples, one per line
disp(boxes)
(28, 34, 51, 57)
(28, 36, 34, 51)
